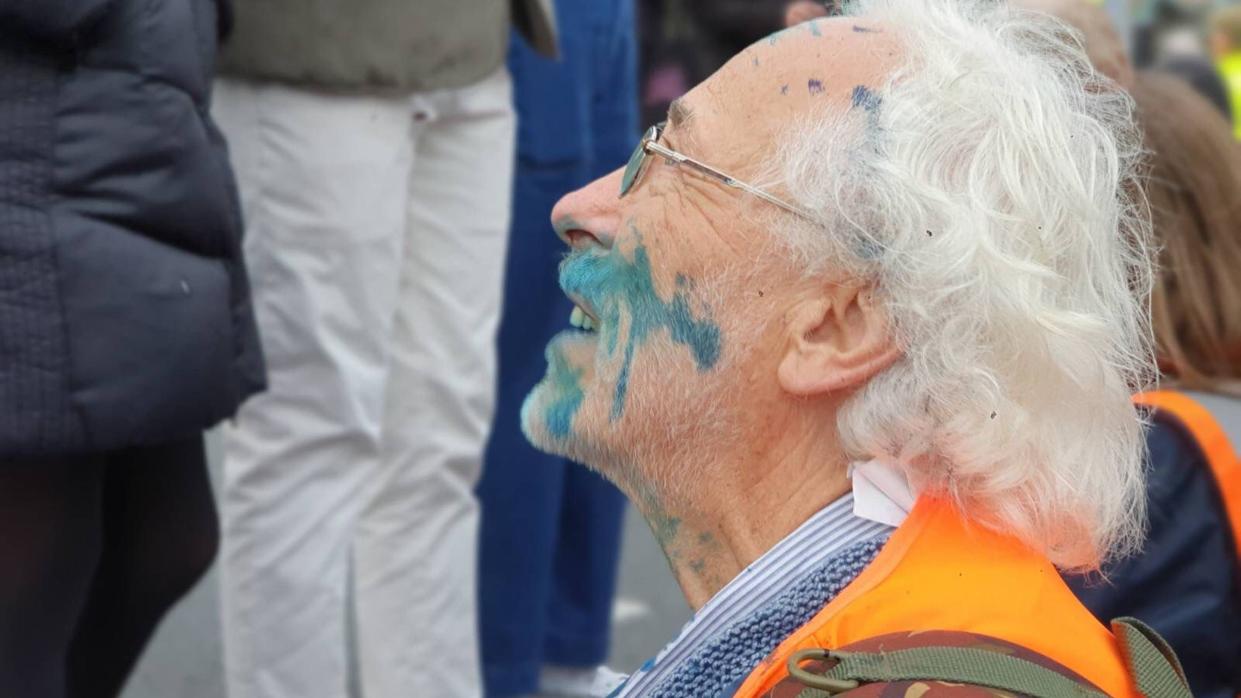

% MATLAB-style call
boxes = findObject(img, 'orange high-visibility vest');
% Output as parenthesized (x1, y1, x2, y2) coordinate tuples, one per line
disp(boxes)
(1134, 390, 1241, 562)
(734, 496, 1139, 697)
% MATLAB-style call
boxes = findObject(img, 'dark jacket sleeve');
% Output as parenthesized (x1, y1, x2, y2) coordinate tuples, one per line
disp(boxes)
(1066, 415, 1241, 698)
(0, 0, 115, 43)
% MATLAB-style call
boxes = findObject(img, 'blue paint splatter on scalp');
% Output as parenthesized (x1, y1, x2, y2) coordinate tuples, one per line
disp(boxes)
(808, 79, 825, 95)
(851, 85, 883, 134)
(766, 26, 795, 45)
(851, 85, 880, 111)
(780, 84, 789, 96)
(852, 25, 882, 33)
(807, 21, 822, 37)
(558, 240, 722, 421)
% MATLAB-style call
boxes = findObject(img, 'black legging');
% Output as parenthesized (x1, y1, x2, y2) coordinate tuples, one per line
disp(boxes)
(0, 436, 218, 698)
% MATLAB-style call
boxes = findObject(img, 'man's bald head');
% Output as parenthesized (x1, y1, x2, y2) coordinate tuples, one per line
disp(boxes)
(666, 18, 902, 184)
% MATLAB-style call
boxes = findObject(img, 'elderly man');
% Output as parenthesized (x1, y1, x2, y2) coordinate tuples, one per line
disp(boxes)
(521, 1, 1187, 696)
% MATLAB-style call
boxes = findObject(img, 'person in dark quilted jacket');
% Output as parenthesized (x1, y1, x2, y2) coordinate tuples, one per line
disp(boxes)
(0, 1, 265, 696)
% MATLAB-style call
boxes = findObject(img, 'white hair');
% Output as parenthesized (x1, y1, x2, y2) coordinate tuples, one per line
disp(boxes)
(777, 0, 1155, 570)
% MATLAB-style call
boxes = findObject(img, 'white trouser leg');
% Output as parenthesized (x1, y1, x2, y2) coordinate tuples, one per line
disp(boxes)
(352, 68, 515, 698)
(213, 79, 412, 698)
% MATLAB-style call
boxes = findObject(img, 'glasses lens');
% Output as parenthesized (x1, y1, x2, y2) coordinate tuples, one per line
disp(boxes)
(619, 125, 659, 197)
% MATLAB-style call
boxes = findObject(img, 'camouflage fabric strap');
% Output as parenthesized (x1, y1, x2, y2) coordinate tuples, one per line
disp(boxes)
(787, 646, 1106, 697)
(786, 618, 1191, 697)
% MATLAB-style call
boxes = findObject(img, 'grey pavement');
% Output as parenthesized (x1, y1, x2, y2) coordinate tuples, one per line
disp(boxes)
(121, 434, 690, 698)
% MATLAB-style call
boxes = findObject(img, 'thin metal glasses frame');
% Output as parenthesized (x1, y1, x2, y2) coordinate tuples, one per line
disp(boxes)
(619, 123, 813, 220)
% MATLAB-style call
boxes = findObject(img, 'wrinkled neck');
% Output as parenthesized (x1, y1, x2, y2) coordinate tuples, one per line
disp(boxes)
(635, 420, 853, 611)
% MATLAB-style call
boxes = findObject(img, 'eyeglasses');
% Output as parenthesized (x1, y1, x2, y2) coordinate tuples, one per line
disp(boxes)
(619, 123, 813, 220)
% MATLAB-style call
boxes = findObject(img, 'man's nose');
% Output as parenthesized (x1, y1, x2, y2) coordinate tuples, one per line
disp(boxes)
(549, 168, 625, 250)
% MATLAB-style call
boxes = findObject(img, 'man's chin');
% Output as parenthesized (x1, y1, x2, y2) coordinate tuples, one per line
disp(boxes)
(520, 384, 581, 458)
(520, 384, 623, 474)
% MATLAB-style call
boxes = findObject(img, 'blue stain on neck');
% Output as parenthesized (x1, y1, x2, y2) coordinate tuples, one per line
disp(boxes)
(559, 239, 722, 421)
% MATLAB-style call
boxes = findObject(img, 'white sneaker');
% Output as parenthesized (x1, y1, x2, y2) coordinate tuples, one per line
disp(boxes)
(538, 664, 628, 697)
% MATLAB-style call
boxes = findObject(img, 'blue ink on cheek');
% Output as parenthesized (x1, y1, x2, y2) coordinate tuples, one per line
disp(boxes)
(808, 79, 825, 95)
(613, 339, 637, 422)
(559, 241, 723, 421)
(669, 275, 721, 368)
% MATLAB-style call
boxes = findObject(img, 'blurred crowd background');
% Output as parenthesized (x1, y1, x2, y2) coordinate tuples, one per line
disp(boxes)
(1, 0, 1239, 697)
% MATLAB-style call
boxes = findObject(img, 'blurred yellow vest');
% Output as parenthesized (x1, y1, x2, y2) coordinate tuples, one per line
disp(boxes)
(1219, 52, 1241, 140)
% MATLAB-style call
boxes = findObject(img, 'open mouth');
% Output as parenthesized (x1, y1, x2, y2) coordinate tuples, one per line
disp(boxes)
(568, 303, 600, 333)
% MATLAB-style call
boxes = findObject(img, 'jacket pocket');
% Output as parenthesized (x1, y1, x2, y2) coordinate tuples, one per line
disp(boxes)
(56, 216, 235, 449)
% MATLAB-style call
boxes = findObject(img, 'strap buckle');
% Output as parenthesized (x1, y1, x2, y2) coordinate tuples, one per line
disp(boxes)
(787, 647, 861, 694)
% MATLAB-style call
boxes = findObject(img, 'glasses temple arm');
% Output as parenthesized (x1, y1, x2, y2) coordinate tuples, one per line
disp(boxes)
(646, 142, 814, 219)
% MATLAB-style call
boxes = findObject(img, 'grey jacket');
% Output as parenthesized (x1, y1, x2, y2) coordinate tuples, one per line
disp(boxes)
(220, 0, 557, 91)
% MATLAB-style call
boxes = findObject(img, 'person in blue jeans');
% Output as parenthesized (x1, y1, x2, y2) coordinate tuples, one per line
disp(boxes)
(476, 2, 638, 696)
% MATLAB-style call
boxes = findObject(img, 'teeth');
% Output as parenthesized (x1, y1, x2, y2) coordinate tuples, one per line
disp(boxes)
(569, 304, 600, 332)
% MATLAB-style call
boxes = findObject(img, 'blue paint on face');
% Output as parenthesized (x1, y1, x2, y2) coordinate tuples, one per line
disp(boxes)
(540, 342, 584, 440)
(559, 240, 722, 421)
(807, 20, 822, 37)
(808, 79, 825, 95)
(853, 24, 882, 33)
(780, 84, 789, 96)
(553, 216, 585, 240)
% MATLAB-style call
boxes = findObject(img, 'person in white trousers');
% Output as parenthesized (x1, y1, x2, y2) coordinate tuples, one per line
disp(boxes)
(210, 3, 557, 696)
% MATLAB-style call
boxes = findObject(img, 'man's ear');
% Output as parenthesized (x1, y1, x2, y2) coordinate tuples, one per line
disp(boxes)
(777, 283, 901, 396)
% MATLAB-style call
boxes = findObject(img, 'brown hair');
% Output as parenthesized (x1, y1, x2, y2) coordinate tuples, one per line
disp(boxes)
(1211, 4, 1241, 52)
(1135, 71, 1241, 391)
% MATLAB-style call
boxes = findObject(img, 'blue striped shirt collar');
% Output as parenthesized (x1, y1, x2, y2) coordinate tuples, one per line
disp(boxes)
(615, 492, 894, 696)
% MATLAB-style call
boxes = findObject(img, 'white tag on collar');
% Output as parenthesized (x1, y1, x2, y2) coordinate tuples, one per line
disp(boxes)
(849, 458, 916, 528)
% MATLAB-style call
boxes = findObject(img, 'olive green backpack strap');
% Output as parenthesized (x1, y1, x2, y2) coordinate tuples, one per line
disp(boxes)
(784, 621, 1192, 697)
(1110, 617, 1192, 698)
(786, 646, 1107, 697)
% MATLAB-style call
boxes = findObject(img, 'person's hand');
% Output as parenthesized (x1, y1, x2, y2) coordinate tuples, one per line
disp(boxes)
(785, 1, 830, 27)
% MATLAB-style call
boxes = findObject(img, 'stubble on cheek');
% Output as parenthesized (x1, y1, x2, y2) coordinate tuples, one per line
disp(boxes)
(525, 216, 768, 508)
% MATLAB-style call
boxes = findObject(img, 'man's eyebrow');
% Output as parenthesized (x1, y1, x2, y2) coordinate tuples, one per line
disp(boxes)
(667, 98, 693, 130)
